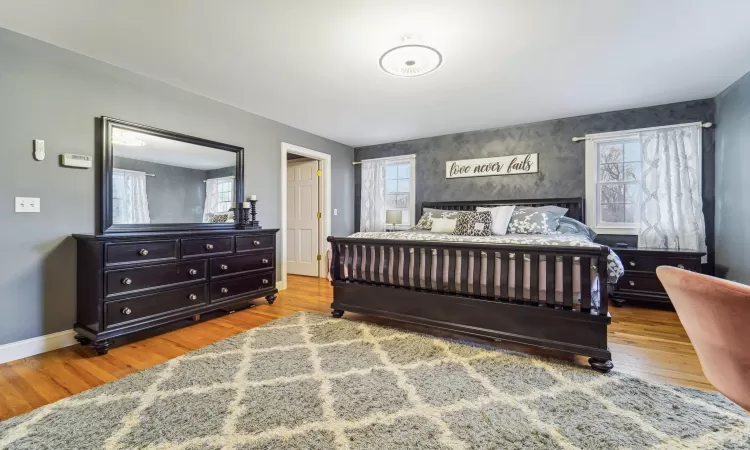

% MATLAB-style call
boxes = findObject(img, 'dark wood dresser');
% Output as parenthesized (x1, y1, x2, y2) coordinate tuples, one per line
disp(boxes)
(73, 229, 278, 354)
(611, 247, 705, 308)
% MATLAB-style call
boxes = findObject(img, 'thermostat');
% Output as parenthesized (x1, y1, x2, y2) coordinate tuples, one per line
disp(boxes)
(61, 153, 93, 168)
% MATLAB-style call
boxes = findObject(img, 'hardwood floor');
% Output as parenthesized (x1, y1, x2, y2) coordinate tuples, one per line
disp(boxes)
(0, 275, 710, 421)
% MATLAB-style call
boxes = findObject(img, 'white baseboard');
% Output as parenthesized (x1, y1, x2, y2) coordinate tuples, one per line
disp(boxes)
(0, 329, 77, 365)
(276, 280, 287, 291)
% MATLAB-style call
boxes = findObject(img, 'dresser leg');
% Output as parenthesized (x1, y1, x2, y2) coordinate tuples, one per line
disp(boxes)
(74, 334, 91, 346)
(331, 309, 345, 318)
(266, 294, 277, 304)
(589, 357, 614, 373)
(612, 298, 626, 307)
(92, 339, 113, 356)
(192, 314, 201, 321)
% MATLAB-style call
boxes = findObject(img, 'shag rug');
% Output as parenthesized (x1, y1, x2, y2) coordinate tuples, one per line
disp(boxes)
(1, 312, 748, 450)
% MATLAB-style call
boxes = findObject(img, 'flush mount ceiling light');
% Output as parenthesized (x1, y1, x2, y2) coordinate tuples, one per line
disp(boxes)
(112, 129, 146, 147)
(379, 36, 442, 78)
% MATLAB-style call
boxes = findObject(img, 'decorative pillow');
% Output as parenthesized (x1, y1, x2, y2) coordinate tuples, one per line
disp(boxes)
(413, 208, 461, 230)
(476, 205, 516, 236)
(556, 217, 597, 240)
(430, 217, 457, 233)
(506, 205, 568, 235)
(453, 211, 493, 237)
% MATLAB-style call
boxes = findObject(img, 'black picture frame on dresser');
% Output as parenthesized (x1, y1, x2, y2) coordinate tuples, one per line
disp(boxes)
(99, 117, 245, 234)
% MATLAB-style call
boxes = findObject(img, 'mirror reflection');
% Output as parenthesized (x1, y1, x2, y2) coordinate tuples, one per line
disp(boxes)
(111, 127, 237, 224)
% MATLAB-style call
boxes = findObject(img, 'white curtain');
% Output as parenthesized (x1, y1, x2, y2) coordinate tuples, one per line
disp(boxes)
(112, 169, 151, 224)
(360, 159, 387, 231)
(203, 178, 221, 222)
(639, 124, 706, 258)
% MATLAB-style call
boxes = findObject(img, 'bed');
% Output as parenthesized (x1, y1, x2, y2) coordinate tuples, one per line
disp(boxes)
(327, 198, 623, 371)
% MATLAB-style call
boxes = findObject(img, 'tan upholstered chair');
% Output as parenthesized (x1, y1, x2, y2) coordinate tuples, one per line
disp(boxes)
(656, 266, 750, 410)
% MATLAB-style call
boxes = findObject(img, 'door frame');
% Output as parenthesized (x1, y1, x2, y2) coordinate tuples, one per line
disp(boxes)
(280, 142, 331, 289)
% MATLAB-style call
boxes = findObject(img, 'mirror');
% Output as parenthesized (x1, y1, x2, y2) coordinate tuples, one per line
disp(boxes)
(101, 117, 243, 232)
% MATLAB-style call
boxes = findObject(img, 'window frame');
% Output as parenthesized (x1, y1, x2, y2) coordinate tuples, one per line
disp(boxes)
(383, 156, 416, 230)
(215, 177, 235, 213)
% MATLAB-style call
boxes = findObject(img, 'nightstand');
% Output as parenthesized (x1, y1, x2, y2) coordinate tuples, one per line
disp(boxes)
(611, 247, 705, 308)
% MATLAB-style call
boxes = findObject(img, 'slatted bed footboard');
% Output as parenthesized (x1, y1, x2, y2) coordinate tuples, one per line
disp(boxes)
(327, 236, 614, 372)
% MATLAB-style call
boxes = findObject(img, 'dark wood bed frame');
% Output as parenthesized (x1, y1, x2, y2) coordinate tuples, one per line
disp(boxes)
(328, 198, 614, 372)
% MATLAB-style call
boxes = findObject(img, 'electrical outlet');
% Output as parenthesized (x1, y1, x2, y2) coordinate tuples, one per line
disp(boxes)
(15, 197, 40, 213)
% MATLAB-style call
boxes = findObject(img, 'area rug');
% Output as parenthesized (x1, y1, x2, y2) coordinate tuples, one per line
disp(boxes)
(1, 312, 748, 450)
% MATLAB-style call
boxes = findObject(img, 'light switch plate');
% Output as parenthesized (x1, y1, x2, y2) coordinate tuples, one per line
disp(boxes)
(15, 197, 40, 213)
(334, 209, 338, 216)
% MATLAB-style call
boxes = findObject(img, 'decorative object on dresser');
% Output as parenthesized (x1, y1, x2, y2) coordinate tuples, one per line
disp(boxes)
(611, 247, 705, 308)
(73, 117, 278, 355)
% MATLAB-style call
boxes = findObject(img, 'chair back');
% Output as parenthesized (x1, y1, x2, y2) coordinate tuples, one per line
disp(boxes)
(656, 266, 750, 410)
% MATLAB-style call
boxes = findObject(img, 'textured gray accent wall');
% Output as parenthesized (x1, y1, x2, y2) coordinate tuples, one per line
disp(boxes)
(355, 99, 715, 269)
(113, 157, 206, 223)
(715, 71, 750, 283)
(0, 28, 353, 346)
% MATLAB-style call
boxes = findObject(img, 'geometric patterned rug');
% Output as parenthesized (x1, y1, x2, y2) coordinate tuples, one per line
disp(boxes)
(1, 312, 748, 450)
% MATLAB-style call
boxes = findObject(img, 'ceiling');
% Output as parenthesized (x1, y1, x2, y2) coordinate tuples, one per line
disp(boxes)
(1, 0, 749, 147)
(113, 129, 236, 170)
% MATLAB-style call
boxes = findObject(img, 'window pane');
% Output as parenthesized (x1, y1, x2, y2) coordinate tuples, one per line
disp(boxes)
(401, 209, 410, 225)
(386, 194, 399, 209)
(600, 184, 624, 204)
(395, 194, 409, 208)
(601, 204, 625, 223)
(386, 165, 398, 180)
(624, 203, 637, 223)
(623, 162, 641, 182)
(397, 163, 410, 179)
(599, 143, 623, 164)
(397, 179, 410, 193)
(386, 180, 398, 193)
(624, 141, 641, 162)
(599, 163, 622, 182)
(624, 183, 639, 203)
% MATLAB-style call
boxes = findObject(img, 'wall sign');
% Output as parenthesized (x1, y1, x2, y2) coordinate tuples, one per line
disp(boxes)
(446, 153, 538, 179)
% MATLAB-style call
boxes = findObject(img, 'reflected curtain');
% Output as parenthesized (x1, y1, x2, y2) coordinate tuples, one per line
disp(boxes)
(360, 159, 387, 232)
(112, 169, 151, 224)
(203, 178, 221, 222)
(639, 124, 706, 259)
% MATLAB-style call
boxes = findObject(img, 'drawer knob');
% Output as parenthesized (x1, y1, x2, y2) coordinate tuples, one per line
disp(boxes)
(221, 287, 229, 294)
(253, 240, 261, 246)
(121, 277, 132, 285)
(677, 264, 685, 269)
(138, 249, 149, 256)
(629, 261, 636, 267)
(628, 281, 635, 287)
(262, 278, 269, 284)
(121, 307, 132, 315)
(189, 269, 198, 276)
(261, 258, 269, 264)
(220, 264, 229, 271)
(188, 294, 197, 300)
(205, 244, 214, 250)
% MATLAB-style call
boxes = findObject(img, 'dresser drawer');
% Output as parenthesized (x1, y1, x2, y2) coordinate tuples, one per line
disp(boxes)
(211, 251, 274, 278)
(105, 240, 178, 266)
(181, 237, 233, 258)
(618, 273, 665, 294)
(105, 261, 206, 297)
(620, 254, 700, 273)
(210, 271, 274, 302)
(236, 234, 274, 253)
(105, 285, 208, 329)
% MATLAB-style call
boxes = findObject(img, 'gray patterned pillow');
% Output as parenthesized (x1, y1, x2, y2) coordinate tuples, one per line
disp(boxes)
(413, 208, 462, 230)
(506, 206, 568, 235)
(453, 211, 493, 237)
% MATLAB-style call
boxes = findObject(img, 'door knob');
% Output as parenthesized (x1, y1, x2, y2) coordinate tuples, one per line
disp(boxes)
(253, 240, 260, 246)
(188, 294, 197, 300)
(138, 249, 149, 256)
(261, 258, 269, 264)
(121, 307, 132, 315)
(629, 261, 636, 267)
(221, 287, 229, 294)
(205, 244, 214, 250)
(220, 264, 229, 271)
(121, 278, 132, 285)
(677, 264, 685, 269)
(628, 281, 635, 287)
(262, 278, 269, 284)
(189, 269, 198, 276)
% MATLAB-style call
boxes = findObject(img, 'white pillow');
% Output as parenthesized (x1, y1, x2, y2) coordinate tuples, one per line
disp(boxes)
(476, 205, 516, 235)
(430, 217, 457, 233)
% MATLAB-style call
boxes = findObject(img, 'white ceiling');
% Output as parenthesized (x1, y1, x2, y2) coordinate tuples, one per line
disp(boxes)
(1, 0, 749, 147)
(113, 129, 236, 170)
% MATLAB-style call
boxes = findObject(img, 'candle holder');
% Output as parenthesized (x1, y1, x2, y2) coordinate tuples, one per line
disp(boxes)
(249, 199, 261, 229)
(236, 200, 261, 229)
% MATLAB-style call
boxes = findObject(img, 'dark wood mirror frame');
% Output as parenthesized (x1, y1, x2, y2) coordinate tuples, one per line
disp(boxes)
(100, 117, 244, 234)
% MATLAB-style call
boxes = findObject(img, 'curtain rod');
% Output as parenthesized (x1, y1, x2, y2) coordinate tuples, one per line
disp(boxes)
(352, 154, 416, 165)
(572, 121, 713, 142)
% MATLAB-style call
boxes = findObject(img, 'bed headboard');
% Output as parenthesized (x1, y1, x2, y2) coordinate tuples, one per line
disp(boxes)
(420, 197, 585, 223)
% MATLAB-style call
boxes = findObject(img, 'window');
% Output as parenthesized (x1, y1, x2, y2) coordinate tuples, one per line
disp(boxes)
(385, 158, 416, 228)
(216, 177, 234, 213)
(203, 176, 235, 222)
(585, 132, 642, 234)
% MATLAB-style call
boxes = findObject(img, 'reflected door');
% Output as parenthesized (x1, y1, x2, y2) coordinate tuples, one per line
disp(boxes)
(287, 159, 319, 277)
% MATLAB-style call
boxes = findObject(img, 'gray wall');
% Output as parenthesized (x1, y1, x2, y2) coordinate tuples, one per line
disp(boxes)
(0, 28, 354, 346)
(113, 157, 206, 223)
(355, 99, 716, 270)
(715, 71, 750, 283)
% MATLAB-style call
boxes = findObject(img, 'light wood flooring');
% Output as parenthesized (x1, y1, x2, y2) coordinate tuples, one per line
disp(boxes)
(0, 274, 710, 421)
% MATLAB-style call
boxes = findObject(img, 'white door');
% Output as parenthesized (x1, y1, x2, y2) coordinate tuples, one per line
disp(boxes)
(287, 159, 320, 277)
